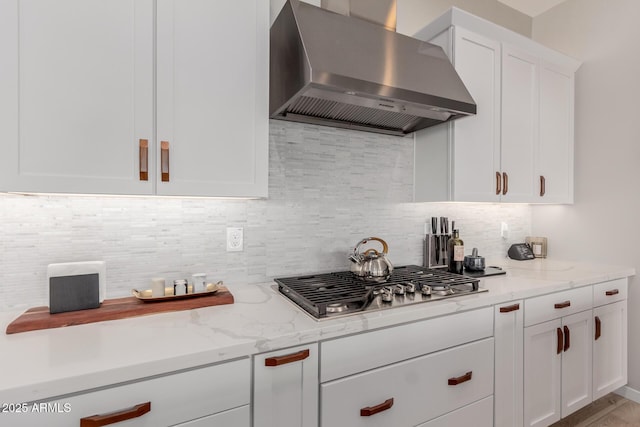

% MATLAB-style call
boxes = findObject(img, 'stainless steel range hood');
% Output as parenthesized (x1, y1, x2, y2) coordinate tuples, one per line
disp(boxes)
(270, 0, 476, 136)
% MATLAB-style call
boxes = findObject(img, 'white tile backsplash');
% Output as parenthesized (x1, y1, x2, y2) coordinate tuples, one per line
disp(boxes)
(0, 121, 531, 311)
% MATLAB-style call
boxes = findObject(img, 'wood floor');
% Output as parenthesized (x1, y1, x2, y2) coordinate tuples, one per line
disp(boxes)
(550, 393, 640, 426)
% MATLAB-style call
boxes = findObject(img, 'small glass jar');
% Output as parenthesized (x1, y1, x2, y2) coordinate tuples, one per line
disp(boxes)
(173, 279, 188, 296)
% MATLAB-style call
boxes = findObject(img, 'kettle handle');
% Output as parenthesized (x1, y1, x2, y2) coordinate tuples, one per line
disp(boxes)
(352, 237, 389, 257)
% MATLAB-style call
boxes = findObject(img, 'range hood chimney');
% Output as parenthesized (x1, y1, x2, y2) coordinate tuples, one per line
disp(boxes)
(270, 0, 476, 136)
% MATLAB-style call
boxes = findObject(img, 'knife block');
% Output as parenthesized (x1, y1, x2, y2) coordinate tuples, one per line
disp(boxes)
(424, 234, 450, 269)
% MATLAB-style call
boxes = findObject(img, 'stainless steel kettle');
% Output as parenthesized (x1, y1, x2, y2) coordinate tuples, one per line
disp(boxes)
(349, 237, 394, 283)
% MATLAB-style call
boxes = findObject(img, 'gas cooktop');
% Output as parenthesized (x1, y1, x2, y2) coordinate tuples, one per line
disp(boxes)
(274, 265, 487, 320)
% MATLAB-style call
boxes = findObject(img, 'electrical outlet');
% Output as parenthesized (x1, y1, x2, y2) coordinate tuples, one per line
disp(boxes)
(226, 227, 244, 252)
(500, 222, 509, 239)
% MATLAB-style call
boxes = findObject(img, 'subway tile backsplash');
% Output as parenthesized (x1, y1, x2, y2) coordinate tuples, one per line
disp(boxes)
(0, 121, 531, 311)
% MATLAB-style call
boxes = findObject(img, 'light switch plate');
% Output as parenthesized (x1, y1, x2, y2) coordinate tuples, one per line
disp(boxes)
(501, 222, 509, 239)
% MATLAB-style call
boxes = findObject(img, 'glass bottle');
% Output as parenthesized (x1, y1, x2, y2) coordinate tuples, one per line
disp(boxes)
(448, 229, 464, 274)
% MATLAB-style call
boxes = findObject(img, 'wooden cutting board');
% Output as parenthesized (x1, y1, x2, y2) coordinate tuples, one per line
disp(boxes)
(5, 286, 234, 335)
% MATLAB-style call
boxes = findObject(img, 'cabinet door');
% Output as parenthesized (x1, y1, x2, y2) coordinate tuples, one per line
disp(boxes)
(524, 319, 561, 427)
(450, 27, 502, 202)
(156, 0, 268, 198)
(0, 0, 154, 195)
(537, 60, 575, 203)
(253, 344, 318, 427)
(500, 44, 537, 202)
(593, 301, 627, 400)
(561, 310, 592, 418)
(494, 301, 523, 427)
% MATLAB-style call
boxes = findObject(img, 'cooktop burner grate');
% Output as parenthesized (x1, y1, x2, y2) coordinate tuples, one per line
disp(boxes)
(275, 265, 482, 319)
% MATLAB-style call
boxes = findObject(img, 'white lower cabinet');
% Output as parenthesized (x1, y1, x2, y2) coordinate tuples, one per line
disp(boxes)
(494, 300, 524, 427)
(320, 338, 494, 427)
(416, 396, 494, 427)
(524, 290, 593, 427)
(3, 358, 250, 427)
(174, 406, 250, 426)
(593, 280, 628, 400)
(253, 344, 318, 427)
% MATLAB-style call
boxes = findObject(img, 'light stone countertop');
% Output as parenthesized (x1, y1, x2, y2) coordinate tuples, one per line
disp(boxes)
(0, 258, 634, 404)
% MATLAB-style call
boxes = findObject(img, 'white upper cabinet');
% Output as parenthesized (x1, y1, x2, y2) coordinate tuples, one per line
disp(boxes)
(500, 44, 538, 202)
(413, 7, 579, 204)
(0, 0, 268, 197)
(537, 60, 575, 203)
(156, 0, 268, 197)
(0, 0, 154, 195)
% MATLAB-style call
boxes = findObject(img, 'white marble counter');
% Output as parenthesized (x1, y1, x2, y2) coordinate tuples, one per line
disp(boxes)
(0, 259, 634, 404)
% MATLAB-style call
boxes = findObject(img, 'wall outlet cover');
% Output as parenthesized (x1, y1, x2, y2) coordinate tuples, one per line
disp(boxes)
(226, 227, 244, 252)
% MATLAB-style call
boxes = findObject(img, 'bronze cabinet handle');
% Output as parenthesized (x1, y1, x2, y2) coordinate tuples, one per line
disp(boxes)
(161, 141, 170, 182)
(605, 289, 619, 296)
(360, 398, 394, 417)
(557, 327, 563, 354)
(448, 371, 473, 386)
(595, 316, 602, 340)
(540, 175, 546, 197)
(499, 303, 520, 313)
(139, 139, 148, 181)
(554, 301, 571, 309)
(80, 402, 151, 427)
(563, 325, 570, 352)
(496, 171, 502, 195)
(265, 349, 310, 367)
(502, 172, 508, 195)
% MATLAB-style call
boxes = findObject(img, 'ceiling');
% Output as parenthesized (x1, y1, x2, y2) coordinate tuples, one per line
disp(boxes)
(496, 0, 568, 17)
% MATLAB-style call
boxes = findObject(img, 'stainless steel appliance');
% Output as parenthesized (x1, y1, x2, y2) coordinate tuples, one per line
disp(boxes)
(275, 265, 486, 320)
(349, 237, 394, 283)
(270, 0, 476, 136)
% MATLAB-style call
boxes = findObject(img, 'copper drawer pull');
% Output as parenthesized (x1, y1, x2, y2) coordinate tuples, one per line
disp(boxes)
(563, 325, 570, 352)
(161, 141, 170, 182)
(448, 371, 473, 386)
(554, 301, 571, 309)
(80, 402, 151, 427)
(557, 327, 563, 354)
(595, 316, 602, 340)
(500, 303, 520, 313)
(606, 289, 619, 296)
(540, 175, 546, 197)
(139, 139, 148, 181)
(502, 172, 508, 195)
(265, 349, 310, 367)
(496, 171, 502, 195)
(360, 398, 394, 417)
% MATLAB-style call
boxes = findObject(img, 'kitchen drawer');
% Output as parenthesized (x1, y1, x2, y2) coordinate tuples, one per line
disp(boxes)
(416, 396, 493, 427)
(320, 338, 494, 427)
(3, 358, 250, 427)
(321, 307, 493, 382)
(524, 286, 592, 327)
(593, 278, 627, 307)
(174, 405, 249, 426)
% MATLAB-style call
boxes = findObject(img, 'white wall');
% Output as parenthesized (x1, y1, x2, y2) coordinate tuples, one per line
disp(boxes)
(531, 0, 640, 392)
(397, 0, 531, 36)
(269, 0, 531, 37)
